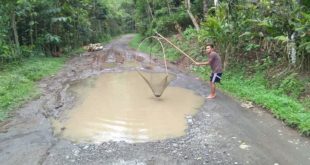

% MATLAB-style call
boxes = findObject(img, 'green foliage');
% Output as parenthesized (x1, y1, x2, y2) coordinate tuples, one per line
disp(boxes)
(194, 0, 310, 71)
(44, 33, 61, 45)
(302, 97, 310, 112)
(146, 10, 190, 36)
(254, 56, 273, 71)
(130, 34, 176, 61)
(191, 65, 211, 79)
(278, 73, 304, 98)
(129, 34, 156, 53)
(0, 73, 34, 120)
(164, 46, 181, 61)
(244, 43, 260, 52)
(0, 0, 134, 63)
(128, 34, 143, 48)
(0, 57, 65, 121)
(133, 0, 194, 36)
(183, 27, 199, 40)
(0, 43, 13, 61)
(199, 16, 225, 43)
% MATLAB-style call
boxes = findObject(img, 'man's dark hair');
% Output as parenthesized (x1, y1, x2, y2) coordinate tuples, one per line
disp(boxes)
(206, 43, 214, 48)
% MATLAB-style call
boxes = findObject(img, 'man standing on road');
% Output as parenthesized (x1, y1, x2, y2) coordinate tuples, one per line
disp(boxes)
(196, 43, 223, 99)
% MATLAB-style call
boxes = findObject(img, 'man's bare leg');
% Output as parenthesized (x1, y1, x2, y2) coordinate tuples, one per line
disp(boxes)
(207, 82, 216, 99)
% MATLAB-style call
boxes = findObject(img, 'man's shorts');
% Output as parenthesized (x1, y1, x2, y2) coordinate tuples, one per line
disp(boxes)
(210, 73, 222, 83)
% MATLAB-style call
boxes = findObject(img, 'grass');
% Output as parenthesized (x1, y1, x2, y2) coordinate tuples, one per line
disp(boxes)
(193, 66, 310, 136)
(0, 56, 66, 121)
(130, 34, 310, 136)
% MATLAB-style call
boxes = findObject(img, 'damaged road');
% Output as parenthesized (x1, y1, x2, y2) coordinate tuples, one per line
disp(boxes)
(0, 35, 309, 165)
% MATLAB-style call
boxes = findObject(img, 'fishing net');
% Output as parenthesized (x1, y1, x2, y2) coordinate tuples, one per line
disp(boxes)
(136, 36, 175, 97)
(136, 70, 175, 97)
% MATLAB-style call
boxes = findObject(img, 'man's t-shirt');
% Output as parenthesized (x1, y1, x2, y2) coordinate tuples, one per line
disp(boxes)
(208, 51, 222, 73)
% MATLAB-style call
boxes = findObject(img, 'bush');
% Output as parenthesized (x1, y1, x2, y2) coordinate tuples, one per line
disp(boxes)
(278, 73, 304, 98)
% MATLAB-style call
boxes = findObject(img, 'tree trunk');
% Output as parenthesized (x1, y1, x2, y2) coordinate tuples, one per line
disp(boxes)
(146, 0, 154, 20)
(174, 22, 183, 40)
(185, 0, 200, 31)
(288, 33, 296, 64)
(166, 0, 171, 15)
(203, 0, 208, 19)
(30, 27, 33, 45)
(214, 0, 219, 7)
(288, 0, 300, 65)
(30, 11, 34, 45)
(187, 10, 200, 31)
(223, 43, 231, 70)
(11, 11, 20, 52)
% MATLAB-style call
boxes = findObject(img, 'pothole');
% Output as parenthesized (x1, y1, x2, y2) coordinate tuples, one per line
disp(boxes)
(52, 71, 204, 143)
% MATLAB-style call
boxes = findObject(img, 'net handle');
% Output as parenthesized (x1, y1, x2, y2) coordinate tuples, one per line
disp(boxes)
(136, 36, 168, 75)
(155, 32, 198, 64)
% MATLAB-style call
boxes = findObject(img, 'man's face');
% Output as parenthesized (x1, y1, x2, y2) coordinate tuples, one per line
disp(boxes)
(206, 46, 213, 54)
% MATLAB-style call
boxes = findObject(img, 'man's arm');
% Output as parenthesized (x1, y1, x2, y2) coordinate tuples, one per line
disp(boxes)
(195, 61, 209, 65)
(196, 52, 215, 66)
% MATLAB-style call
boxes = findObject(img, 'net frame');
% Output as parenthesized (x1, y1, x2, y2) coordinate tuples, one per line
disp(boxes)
(135, 36, 172, 97)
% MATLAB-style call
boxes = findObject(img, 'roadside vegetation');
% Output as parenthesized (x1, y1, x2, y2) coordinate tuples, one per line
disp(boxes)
(0, 56, 65, 120)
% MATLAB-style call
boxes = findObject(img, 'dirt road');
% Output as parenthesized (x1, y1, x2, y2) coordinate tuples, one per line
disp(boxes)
(0, 35, 309, 165)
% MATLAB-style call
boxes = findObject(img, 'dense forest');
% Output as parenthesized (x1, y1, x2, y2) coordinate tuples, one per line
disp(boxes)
(0, 0, 309, 134)
(0, 0, 134, 61)
(1, 0, 309, 69)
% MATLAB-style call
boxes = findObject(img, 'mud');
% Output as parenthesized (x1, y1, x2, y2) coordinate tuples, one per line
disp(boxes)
(52, 72, 204, 143)
(0, 34, 309, 165)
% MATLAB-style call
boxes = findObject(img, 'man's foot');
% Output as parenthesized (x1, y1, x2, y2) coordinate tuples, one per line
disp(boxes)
(207, 94, 216, 99)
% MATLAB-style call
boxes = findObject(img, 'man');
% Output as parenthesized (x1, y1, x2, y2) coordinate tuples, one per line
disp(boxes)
(196, 43, 223, 99)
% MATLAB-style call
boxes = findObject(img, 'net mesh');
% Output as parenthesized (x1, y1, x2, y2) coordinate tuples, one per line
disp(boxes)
(136, 70, 175, 97)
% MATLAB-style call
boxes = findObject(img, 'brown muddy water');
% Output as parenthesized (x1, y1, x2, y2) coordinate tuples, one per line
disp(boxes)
(52, 71, 204, 143)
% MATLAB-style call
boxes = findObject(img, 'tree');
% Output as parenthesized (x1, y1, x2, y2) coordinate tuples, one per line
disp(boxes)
(185, 0, 200, 31)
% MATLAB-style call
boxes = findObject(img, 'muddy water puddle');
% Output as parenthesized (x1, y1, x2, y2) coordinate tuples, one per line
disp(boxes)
(53, 71, 204, 143)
